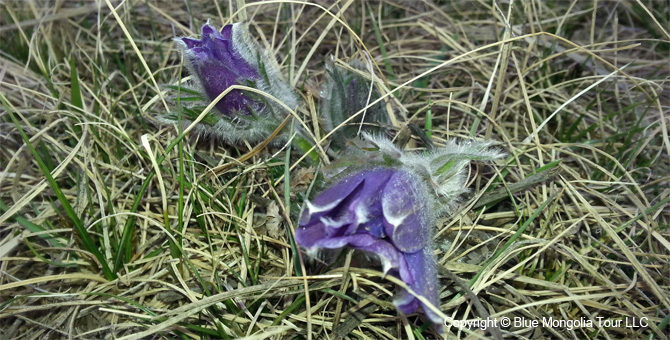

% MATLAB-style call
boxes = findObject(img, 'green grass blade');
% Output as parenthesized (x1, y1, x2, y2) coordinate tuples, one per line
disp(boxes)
(367, 3, 394, 81)
(0, 200, 67, 248)
(70, 57, 84, 111)
(1, 93, 115, 280)
(425, 98, 433, 139)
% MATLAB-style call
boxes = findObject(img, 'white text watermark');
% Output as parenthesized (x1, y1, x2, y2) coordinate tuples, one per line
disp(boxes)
(444, 316, 648, 331)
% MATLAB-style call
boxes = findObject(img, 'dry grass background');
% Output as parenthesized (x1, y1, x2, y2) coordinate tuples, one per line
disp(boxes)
(1, 0, 669, 339)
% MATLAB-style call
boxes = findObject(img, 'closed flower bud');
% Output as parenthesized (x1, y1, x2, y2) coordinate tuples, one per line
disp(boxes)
(163, 23, 299, 143)
(320, 60, 390, 148)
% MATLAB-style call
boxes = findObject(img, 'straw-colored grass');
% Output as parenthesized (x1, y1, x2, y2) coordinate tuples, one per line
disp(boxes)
(1, 1, 668, 339)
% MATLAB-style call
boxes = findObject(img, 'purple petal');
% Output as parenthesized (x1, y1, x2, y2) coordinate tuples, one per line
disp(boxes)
(202, 23, 217, 36)
(382, 170, 431, 253)
(220, 24, 233, 39)
(394, 247, 443, 331)
(310, 168, 393, 208)
(348, 236, 412, 280)
(294, 220, 329, 249)
(299, 174, 365, 227)
(299, 168, 395, 232)
(342, 169, 395, 235)
(394, 289, 419, 315)
(356, 215, 385, 239)
(301, 232, 413, 280)
(181, 37, 202, 49)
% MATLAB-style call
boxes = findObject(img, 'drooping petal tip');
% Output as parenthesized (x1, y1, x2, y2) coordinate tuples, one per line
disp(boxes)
(395, 247, 444, 332)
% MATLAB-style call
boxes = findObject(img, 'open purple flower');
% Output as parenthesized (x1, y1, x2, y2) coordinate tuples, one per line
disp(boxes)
(164, 23, 299, 143)
(295, 168, 444, 329)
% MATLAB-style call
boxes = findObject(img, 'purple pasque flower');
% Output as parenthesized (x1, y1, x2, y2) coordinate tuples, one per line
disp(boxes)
(166, 23, 299, 143)
(296, 135, 504, 331)
(179, 23, 261, 117)
(295, 167, 444, 329)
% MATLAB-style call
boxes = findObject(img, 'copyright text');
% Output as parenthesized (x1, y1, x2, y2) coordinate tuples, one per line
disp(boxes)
(445, 316, 648, 330)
